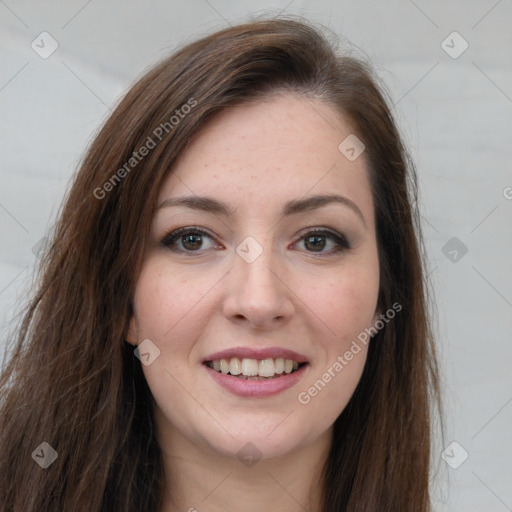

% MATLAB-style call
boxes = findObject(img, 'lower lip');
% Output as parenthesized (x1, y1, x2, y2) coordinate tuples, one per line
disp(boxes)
(204, 363, 308, 398)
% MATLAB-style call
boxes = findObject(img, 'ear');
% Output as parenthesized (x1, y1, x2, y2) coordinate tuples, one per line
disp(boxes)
(125, 311, 138, 346)
(372, 306, 382, 324)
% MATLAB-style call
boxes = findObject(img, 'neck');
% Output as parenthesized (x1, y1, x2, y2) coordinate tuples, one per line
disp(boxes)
(157, 425, 331, 512)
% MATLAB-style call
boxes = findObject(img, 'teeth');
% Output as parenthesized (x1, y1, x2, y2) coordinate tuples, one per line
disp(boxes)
(241, 358, 259, 376)
(258, 358, 275, 377)
(229, 357, 242, 375)
(274, 358, 284, 374)
(220, 359, 229, 374)
(208, 357, 302, 378)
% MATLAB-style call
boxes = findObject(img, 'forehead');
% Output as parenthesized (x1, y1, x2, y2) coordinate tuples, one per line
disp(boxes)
(159, 94, 374, 224)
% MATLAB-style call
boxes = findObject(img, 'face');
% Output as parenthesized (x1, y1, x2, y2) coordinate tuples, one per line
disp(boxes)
(127, 94, 380, 462)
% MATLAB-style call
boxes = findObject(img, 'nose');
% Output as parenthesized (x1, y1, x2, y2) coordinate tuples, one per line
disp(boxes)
(221, 245, 295, 330)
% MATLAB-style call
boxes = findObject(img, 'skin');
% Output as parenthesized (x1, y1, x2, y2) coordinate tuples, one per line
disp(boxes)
(126, 94, 380, 512)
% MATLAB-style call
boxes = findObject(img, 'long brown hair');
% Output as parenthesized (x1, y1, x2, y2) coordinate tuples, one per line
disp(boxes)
(0, 17, 441, 511)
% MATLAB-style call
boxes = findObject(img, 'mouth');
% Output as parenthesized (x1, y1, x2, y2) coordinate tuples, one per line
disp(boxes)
(202, 347, 309, 397)
(204, 357, 307, 380)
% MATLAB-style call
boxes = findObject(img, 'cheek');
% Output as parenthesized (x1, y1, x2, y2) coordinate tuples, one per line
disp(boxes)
(131, 259, 210, 343)
(131, 262, 210, 412)
(295, 257, 378, 414)
(307, 261, 380, 346)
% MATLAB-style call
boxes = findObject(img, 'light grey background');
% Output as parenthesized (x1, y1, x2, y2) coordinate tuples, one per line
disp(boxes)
(1, 1, 511, 510)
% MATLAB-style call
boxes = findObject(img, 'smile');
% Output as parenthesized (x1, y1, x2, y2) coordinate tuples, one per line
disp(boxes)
(205, 357, 304, 379)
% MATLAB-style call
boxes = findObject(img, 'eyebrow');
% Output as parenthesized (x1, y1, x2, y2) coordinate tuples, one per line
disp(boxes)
(158, 193, 366, 227)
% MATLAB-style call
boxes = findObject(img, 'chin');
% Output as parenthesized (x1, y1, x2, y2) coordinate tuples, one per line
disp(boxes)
(199, 417, 317, 463)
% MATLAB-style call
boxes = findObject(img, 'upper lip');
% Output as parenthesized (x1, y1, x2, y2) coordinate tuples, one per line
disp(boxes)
(202, 346, 308, 364)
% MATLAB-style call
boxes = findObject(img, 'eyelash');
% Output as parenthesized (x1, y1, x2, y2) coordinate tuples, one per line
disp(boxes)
(160, 226, 351, 256)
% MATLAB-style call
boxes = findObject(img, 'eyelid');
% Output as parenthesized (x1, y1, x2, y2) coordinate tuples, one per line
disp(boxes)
(160, 226, 222, 253)
(160, 225, 350, 255)
(292, 226, 352, 256)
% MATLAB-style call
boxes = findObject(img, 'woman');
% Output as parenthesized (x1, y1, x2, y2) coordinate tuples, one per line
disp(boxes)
(0, 17, 441, 511)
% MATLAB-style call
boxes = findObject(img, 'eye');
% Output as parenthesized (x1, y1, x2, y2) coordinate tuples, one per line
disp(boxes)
(293, 228, 350, 255)
(161, 226, 220, 254)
